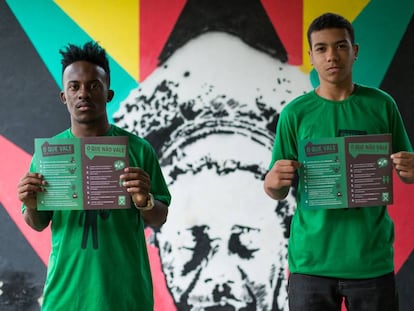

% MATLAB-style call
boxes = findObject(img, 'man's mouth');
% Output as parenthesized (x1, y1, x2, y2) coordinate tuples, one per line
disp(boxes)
(77, 103, 93, 111)
(327, 66, 341, 73)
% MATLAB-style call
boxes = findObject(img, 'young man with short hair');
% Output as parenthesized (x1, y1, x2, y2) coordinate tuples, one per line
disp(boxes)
(264, 12, 414, 311)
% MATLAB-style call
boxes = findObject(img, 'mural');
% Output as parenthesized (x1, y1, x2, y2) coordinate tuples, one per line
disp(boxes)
(0, 1, 413, 310)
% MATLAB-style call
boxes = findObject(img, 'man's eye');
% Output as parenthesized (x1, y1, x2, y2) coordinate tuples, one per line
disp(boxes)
(90, 82, 100, 89)
(68, 84, 79, 91)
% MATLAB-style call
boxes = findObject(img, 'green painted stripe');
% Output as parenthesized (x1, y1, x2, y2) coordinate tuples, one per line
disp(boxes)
(353, 1, 414, 87)
(5, 0, 138, 121)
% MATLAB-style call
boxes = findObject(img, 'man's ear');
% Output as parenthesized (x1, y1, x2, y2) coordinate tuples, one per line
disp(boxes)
(353, 44, 359, 60)
(107, 90, 115, 102)
(308, 49, 313, 66)
(60, 91, 66, 104)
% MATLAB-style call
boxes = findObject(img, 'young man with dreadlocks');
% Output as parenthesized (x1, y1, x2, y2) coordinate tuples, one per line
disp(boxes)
(17, 41, 171, 311)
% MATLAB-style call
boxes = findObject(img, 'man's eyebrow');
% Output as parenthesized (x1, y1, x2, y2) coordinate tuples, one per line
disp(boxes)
(66, 79, 101, 84)
(313, 39, 349, 48)
(334, 39, 349, 45)
(312, 42, 326, 49)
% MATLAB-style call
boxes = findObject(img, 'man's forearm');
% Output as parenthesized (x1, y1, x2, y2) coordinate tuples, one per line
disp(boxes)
(23, 208, 52, 231)
(141, 200, 168, 228)
(264, 185, 290, 201)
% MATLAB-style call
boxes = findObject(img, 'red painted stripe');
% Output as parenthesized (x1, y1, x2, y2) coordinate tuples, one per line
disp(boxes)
(262, 0, 303, 65)
(0, 135, 50, 265)
(139, 0, 186, 81)
(145, 228, 177, 311)
(389, 171, 414, 272)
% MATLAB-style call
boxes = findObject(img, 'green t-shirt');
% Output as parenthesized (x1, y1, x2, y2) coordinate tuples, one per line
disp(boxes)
(25, 125, 171, 311)
(269, 84, 412, 278)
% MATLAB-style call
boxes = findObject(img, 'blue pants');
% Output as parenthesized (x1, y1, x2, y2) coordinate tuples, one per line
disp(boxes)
(288, 272, 398, 311)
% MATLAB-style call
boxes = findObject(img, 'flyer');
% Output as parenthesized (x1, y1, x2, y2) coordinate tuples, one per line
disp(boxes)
(298, 134, 393, 209)
(35, 136, 130, 210)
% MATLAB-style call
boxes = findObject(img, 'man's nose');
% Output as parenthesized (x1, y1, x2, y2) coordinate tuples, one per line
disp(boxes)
(78, 85, 91, 98)
(326, 47, 339, 61)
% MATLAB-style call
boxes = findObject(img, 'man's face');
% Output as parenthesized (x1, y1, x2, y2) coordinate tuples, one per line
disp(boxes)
(309, 28, 358, 87)
(156, 159, 293, 310)
(61, 61, 113, 128)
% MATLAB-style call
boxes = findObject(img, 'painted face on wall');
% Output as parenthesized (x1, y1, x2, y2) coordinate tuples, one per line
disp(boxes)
(114, 32, 311, 310)
(154, 138, 296, 310)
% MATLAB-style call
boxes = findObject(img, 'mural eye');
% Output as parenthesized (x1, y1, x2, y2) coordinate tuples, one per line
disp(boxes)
(228, 225, 260, 259)
(180, 228, 198, 252)
(181, 225, 214, 275)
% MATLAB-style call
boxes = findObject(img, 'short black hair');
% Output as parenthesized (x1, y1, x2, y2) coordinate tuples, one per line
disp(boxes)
(307, 12, 355, 47)
(60, 41, 111, 85)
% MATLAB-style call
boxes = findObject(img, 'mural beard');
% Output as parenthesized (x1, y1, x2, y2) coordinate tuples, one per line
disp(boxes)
(114, 32, 311, 310)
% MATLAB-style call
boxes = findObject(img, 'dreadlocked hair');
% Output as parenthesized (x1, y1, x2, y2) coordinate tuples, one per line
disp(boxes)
(60, 41, 111, 85)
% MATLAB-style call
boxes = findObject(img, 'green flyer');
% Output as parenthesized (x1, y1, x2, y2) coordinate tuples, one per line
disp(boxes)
(298, 134, 393, 209)
(35, 136, 130, 210)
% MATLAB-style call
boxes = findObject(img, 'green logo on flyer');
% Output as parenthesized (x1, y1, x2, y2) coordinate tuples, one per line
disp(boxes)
(118, 196, 126, 206)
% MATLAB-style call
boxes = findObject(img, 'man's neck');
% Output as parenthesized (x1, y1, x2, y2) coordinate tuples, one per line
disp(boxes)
(316, 82, 355, 101)
(71, 122, 111, 137)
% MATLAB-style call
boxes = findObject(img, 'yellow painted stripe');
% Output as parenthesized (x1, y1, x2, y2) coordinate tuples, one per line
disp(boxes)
(301, 0, 370, 73)
(55, 0, 139, 80)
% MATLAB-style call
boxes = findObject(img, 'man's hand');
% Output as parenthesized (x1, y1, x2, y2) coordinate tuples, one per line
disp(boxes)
(120, 167, 168, 227)
(17, 172, 51, 231)
(264, 160, 301, 200)
(120, 167, 151, 207)
(17, 172, 47, 210)
(391, 151, 414, 183)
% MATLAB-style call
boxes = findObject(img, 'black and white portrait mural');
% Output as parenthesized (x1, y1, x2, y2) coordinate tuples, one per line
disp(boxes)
(114, 1, 311, 309)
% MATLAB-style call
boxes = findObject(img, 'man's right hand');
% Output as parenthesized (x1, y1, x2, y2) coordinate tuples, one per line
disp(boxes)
(264, 160, 301, 200)
(18, 172, 52, 231)
(17, 172, 46, 210)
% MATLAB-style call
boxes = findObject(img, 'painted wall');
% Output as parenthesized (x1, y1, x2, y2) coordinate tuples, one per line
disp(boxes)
(0, 1, 413, 310)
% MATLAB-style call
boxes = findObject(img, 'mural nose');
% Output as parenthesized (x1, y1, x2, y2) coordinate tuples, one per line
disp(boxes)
(212, 283, 237, 302)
